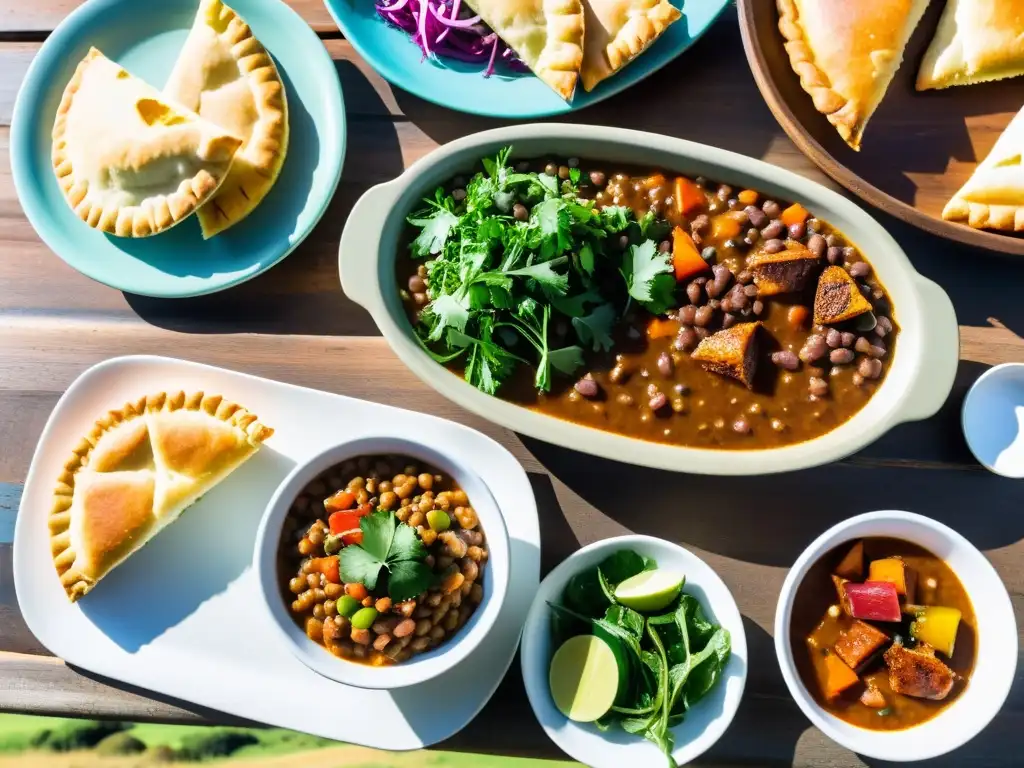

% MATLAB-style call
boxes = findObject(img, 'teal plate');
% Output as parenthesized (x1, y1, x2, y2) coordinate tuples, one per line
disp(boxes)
(10, 0, 346, 298)
(323, 0, 730, 117)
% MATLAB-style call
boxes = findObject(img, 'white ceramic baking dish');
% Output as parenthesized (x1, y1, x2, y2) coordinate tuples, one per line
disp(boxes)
(338, 124, 958, 475)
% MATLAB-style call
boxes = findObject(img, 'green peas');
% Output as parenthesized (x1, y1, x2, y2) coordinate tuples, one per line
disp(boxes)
(351, 607, 379, 630)
(427, 509, 451, 532)
(335, 595, 361, 618)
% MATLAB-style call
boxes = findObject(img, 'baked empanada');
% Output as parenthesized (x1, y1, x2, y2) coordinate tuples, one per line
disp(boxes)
(462, 0, 585, 100)
(164, 0, 289, 238)
(51, 391, 273, 601)
(51, 48, 242, 237)
(943, 105, 1024, 231)
(777, 0, 931, 150)
(580, 0, 680, 92)
(917, 0, 1024, 90)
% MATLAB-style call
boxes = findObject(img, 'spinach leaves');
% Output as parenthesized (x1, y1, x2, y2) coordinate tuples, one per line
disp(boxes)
(549, 550, 732, 766)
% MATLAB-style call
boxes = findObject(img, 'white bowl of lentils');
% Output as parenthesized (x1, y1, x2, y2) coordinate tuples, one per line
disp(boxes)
(254, 435, 510, 690)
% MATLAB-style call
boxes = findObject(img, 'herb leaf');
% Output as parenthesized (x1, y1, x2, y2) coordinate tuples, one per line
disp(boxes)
(624, 240, 676, 315)
(338, 510, 434, 602)
(573, 303, 617, 352)
(408, 207, 459, 258)
(389, 522, 428, 563)
(387, 559, 434, 603)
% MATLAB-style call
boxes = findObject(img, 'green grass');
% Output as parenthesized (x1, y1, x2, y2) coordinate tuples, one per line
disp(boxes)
(0, 715, 74, 751)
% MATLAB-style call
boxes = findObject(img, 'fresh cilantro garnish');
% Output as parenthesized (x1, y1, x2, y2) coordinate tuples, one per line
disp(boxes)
(624, 240, 676, 315)
(339, 511, 433, 602)
(405, 146, 682, 396)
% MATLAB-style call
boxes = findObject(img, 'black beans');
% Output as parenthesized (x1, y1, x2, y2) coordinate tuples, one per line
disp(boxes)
(807, 233, 827, 259)
(694, 305, 715, 327)
(875, 316, 893, 337)
(408, 275, 426, 293)
(745, 205, 768, 229)
(412, 292, 428, 306)
(712, 263, 732, 292)
(842, 246, 857, 262)
(452, 188, 467, 202)
(736, 270, 753, 285)
(574, 377, 599, 398)
(733, 417, 752, 435)
(840, 331, 856, 348)
(708, 298, 721, 310)
(859, 357, 883, 379)
(722, 313, 737, 328)
(826, 246, 843, 265)
(800, 334, 828, 363)
(826, 328, 843, 348)
(649, 392, 668, 411)
(589, 170, 606, 187)
(744, 284, 759, 298)
(752, 300, 764, 315)
(761, 220, 785, 240)
(691, 214, 710, 234)
(855, 336, 874, 355)
(512, 203, 528, 221)
(701, 246, 718, 262)
(686, 280, 704, 304)
(825, 233, 841, 248)
(694, 326, 709, 340)
(830, 348, 855, 364)
(869, 341, 887, 358)
(544, 163, 558, 176)
(808, 377, 829, 397)
(744, 228, 760, 246)
(806, 218, 822, 233)
(788, 222, 806, 240)
(763, 239, 786, 254)
(618, 234, 630, 249)
(849, 261, 871, 278)
(657, 352, 673, 377)
(674, 326, 699, 351)
(679, 304, 698, 324)
(658, 239, 672, 253)
(771, 350, 800, 370)
(762, 200, 782, 218)
(558, 165, 570, 179)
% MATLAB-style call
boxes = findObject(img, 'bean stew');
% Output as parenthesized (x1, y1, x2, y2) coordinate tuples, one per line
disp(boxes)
(398, 149, 899, 450)
(278, 455, 487, 666)
(790, 538, 976, 731)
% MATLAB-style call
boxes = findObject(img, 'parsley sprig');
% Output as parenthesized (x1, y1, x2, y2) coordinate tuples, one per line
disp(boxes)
(406, 146, 678, 396)
(338, 510, 433, 602)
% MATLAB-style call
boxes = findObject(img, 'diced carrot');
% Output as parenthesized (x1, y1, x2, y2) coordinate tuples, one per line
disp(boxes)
(345, 582, 368, 600)
(787, 305, 810, 330)
(834, 541, 864, 580)
(674, 177, 705, 215)
(781, 202, 810, 227)
(710, 213, 743, 241)
(647, 317, 680, 340)
(324, 490, 356, 512)
(644, 173, 667, 190)
(671, 226, 711, 281)
(738, 189, 759, 206)
(341, 529, 363, 546)
(868, 557, 914, 599)
(320, 556, 340, 584)
(822, 653, 861, 701)
(356, 503, 373, 516)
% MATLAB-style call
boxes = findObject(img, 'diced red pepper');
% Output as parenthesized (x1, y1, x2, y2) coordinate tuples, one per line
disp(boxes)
(324, 490, 356, 512)
(328, 504, 372, 535)
(843, 581, 902, 622)
(341, 529, 363, 546)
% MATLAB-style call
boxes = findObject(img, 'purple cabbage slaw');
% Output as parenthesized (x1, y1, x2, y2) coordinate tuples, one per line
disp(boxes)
(375, 0, 527, 76)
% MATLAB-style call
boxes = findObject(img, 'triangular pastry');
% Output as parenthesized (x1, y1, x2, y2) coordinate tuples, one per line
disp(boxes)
(51, 48, 242, 237)
(943, 105, 1024, 231)
(164, 0, 289, 238)
(917, 0, 1024, 90)
(462, 0, 585, 100)
(777, 0, 931, 150)
(580, 0, 681, 92)
(50, 391, 273, 601)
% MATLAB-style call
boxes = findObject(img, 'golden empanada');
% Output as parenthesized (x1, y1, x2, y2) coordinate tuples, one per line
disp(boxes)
(580, 0, 680, 92)
(917, 0, 1024, 90)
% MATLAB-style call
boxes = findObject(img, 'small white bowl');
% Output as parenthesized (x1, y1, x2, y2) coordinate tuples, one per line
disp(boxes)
(962, 363, 1024, 478)
(775, 510, 1017, 762)
(520, 535, 747, 768)
(253, 435, 510, 690)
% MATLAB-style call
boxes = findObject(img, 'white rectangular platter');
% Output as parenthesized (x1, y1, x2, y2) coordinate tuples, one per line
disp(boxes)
(13, 355, 540, 749)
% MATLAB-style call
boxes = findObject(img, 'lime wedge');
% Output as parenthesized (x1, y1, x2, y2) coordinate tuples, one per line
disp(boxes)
(614, 570, 685, 612)
(549, 635, 619, 722)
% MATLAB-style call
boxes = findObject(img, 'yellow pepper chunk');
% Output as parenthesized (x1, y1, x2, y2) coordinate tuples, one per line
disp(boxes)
(911, 606, 962, 657)
(868, 557, 913, 598)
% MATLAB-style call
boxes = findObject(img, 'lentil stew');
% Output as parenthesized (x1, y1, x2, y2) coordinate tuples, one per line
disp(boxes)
(398, 150, 899, 450)
(790, 538, 976, 731)
(278, 455, 487, 666)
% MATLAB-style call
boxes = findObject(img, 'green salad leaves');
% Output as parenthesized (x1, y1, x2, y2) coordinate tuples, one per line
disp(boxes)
(338, 510, 433, 602)
(550, 551, 732, 766)
(405, 147, 679, 395)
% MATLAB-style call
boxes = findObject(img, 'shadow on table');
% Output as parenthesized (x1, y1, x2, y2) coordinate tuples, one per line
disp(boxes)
(79, 448, 294, 652)
(522, 359, 1024, 568)
(123, 60, 401, 338)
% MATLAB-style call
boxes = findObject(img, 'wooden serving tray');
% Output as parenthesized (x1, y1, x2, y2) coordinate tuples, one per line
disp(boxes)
(738, 0, 1024, 256)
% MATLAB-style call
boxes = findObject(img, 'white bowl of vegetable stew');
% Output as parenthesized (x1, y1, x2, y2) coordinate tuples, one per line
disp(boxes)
(775, 511, 1017, 761)
(519, 535, 747, 768)
(339, 124, 959, 475)
(253, 435, 510, 690)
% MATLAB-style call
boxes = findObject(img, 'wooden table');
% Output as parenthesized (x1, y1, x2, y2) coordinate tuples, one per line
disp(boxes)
(1, 3, 1022, 766)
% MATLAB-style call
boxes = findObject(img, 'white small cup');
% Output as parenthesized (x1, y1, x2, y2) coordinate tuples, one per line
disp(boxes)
(962, 362, 1024, 478)
(775, 510, 1017, 761)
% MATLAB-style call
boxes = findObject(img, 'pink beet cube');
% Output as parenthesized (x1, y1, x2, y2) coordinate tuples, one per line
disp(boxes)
(844, 581, 901, 622)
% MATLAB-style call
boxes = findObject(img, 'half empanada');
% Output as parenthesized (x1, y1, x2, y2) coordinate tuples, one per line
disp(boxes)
(462, 0, 585, 100)
(917, 0, 1024, 90)
(51, 391, 273, 601)
(943, 105, 1024, 231)
(777, 0, 931, 151)
(51, 48, 242, 237)
(579, 0, 680, 92)
(164, 0, 289, 238)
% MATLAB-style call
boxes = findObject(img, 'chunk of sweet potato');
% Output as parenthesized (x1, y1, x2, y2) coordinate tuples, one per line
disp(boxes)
(822, 653, 861, 702)
(691, 321, 761, 388)
(834, 541, 865, 580)
(814, 266, 873, 325)
(834, 620, 890, 670)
